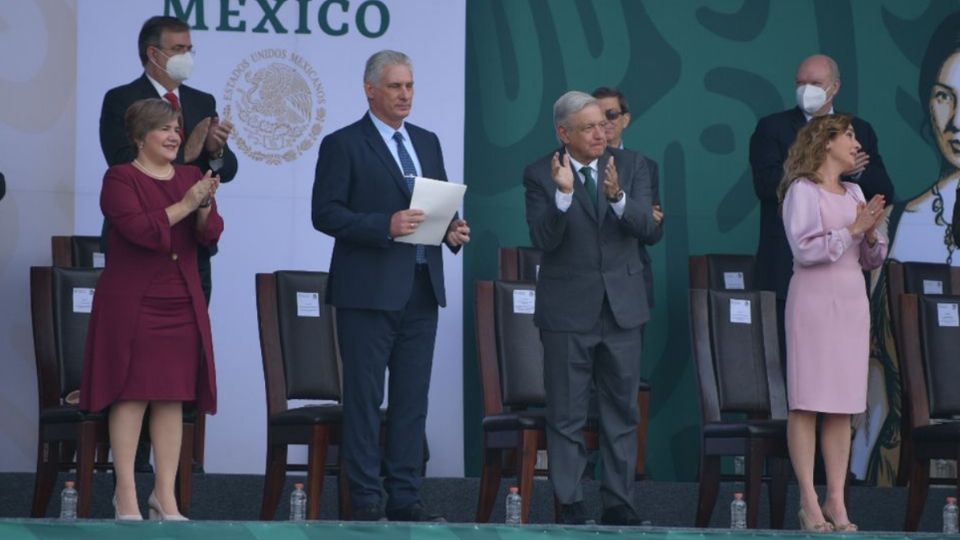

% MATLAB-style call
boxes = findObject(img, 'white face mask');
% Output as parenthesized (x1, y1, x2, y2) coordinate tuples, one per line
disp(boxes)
(155, 50, 194, 83)
(795, 84, 830, 115)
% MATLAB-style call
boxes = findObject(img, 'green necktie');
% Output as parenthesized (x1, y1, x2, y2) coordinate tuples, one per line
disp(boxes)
(581, 166, 597, 209)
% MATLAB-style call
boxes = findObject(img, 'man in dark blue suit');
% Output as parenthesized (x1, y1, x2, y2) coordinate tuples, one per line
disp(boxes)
(750, 54, 894, 349)
(311, 50, 470, 522)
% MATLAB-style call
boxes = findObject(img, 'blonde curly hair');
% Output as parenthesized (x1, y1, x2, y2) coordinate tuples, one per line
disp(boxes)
(776, 113, 854, 202)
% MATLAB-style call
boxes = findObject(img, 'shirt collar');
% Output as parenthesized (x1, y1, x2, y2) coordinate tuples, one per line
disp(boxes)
(369, 110, 409, 142)
(145, 72, 179, 99)
(566, 152, 598, 177)
(803, 106, 835, 122)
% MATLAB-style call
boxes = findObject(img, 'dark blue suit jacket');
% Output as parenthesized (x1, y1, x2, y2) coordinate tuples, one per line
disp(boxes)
(312, 113, 457, 310)
(749, 107, 895, 298)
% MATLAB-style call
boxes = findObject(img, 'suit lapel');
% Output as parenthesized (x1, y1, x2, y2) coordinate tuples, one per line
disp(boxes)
(790, 107, 806, 134)
(596, 153, 612, 226)
(361, 114, 411, 196)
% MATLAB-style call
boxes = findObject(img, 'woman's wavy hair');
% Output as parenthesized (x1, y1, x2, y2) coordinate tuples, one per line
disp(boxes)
(776, 113, 853, 202)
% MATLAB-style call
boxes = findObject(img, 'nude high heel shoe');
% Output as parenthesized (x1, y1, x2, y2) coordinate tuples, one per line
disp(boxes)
(147, 492, 189, 521)
(797, 508, 832, 532)
(822, 507, 858, 532)
(113, 496, 143, 521)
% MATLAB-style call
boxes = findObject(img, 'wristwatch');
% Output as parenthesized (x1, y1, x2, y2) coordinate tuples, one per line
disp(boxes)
(607, 190, 624, 203)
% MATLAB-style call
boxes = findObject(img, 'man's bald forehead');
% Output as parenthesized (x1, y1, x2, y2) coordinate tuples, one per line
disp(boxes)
(797, 54, 840, 81)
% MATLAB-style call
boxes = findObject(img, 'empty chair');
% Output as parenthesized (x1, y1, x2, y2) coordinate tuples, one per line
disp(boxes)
(689, 288, 789, 529)
(255, 270, 351, 520)
(885, 261, 960, 486)
(895, 293, 960, 530)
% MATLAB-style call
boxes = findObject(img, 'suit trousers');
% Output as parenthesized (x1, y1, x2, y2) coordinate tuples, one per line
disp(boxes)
(541, 297, 642, 511)
(337, 266, 438, 509)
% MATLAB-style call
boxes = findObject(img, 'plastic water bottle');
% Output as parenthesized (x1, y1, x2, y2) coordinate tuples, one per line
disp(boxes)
(60, 481, 78, 520)
(290, 482, 307, 521)
(730, 492, 747, 529)
(505, 486, 522, 525)
(944, 496, 959, 534)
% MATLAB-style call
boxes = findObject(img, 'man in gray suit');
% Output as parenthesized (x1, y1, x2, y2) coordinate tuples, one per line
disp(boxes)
(524, 91, 660, 525)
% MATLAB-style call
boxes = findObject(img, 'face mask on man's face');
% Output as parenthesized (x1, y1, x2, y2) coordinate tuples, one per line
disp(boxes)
(795, 84, 830, 115)
(154, 50, 194, 83)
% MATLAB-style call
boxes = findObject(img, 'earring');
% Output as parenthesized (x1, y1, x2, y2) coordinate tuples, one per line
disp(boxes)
(138, 142, 144, 149)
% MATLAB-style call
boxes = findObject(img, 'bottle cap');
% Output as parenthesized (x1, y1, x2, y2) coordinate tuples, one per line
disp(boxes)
(295, 482, 304, 489)
(509, 486, 519, 494)
(949, 496, 958, 504)
(65, 481, 75, 488)
(734, 492, 743, 500)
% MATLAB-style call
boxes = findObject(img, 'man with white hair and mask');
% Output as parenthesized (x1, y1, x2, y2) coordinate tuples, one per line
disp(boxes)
(749, 53, 894, 351)
(524, 90, 660, 525)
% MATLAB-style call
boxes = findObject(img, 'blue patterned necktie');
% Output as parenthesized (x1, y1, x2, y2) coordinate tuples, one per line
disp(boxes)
(392, 131, 426, 264)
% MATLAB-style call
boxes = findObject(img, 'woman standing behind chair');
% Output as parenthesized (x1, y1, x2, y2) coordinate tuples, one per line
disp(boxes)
(81, 98, 222, 520)
(777, 114, 887, 532)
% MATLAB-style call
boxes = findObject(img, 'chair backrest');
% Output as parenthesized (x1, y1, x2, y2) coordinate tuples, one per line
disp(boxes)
(689, 289, 786, 424)
(474, 280, 546, 415)
(30, 266, 102, 408)
(255, 271, 341, 418)
(886, 261, 958, 373)
(51, 236, 105, 268)
(899, 294, 960, 423)
(689, 254, 756, 291)
(497, 247, 543, 282)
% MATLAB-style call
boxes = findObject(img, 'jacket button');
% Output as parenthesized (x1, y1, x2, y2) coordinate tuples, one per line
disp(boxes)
(171, 253, 179, 261)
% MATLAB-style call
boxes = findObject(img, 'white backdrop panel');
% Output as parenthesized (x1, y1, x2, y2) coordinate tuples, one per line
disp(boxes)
(73, 0, 465, 475)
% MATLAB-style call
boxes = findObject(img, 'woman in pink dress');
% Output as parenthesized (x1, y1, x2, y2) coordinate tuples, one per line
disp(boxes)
(81, 98, 223, 520)
(778, 114, 887, 532)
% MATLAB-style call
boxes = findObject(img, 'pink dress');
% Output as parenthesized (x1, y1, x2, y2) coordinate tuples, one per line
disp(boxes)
(782, 178, 887, 413)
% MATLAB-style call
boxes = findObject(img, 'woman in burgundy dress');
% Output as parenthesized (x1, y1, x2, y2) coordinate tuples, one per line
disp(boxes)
(80, 98, 223, 520)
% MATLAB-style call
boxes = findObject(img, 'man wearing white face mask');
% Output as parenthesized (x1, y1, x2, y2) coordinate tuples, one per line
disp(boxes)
(98, 15, 239, 475)
(749, 53, 894, 355)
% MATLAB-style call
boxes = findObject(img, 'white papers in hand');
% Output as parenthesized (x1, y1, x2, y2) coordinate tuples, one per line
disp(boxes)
(394, 177, 467, 246)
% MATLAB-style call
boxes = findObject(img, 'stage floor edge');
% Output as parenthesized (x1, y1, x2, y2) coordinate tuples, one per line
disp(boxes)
(0, 520, 949, 540)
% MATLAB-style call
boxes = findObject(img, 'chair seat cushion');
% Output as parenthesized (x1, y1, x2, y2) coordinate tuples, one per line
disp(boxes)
(39, 405, 106, 423)
(482, 411, 546, 432)
(269, 405, 389, 426)
(270, 404, 343, 425)
(704, 419, 786, 438)
(913, 421, 960, 442)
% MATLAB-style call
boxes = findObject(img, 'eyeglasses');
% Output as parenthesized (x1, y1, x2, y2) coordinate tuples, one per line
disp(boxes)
(155, 44, 195, 56)
(575, 121, 610, 134)
(604, 109, 627, 121)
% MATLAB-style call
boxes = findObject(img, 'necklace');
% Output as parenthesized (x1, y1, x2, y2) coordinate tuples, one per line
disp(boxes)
(930, 182, 955, 264)
(133, 159, 174, 180)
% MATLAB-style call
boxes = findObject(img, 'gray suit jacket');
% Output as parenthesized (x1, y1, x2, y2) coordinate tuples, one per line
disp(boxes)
(524, 147, 660, 333)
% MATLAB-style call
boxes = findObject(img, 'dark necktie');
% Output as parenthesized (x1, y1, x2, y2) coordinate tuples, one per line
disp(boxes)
(392, 131, 426, 264)
(581, 166, 598, 210)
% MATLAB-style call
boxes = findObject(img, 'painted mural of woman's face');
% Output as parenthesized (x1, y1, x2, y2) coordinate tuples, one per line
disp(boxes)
(932, 51, 960, 171)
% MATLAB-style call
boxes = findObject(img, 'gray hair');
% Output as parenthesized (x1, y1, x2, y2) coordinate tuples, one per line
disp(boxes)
(364, 50, 413, 84)
(554, 91, 597, 129)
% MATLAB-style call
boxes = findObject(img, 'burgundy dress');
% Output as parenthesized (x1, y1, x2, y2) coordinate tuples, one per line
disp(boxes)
(80, 163, 223, 414)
